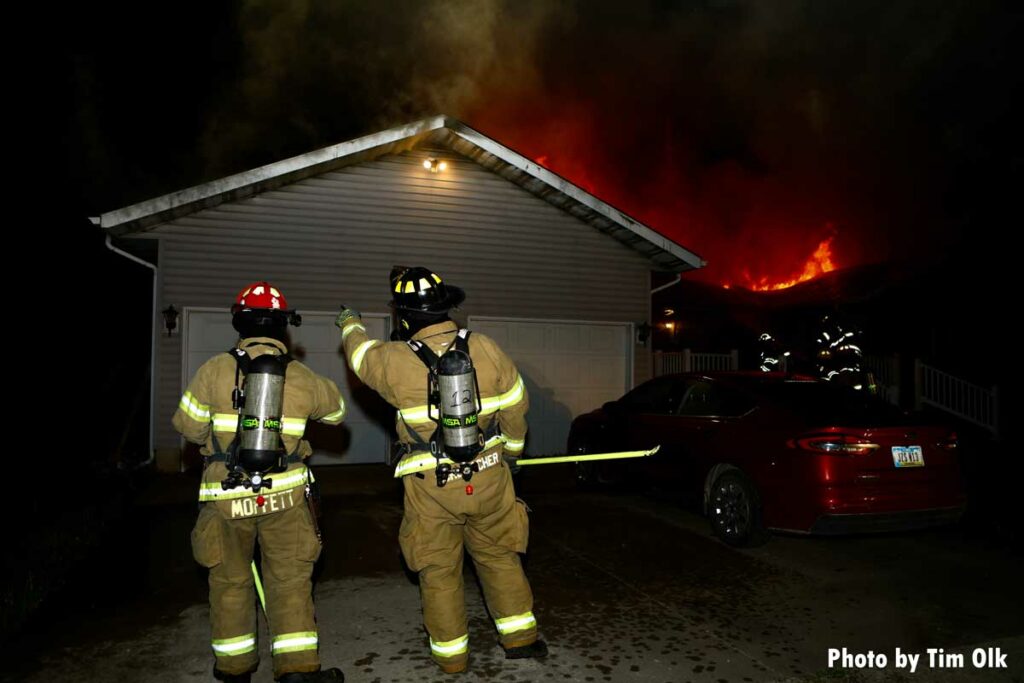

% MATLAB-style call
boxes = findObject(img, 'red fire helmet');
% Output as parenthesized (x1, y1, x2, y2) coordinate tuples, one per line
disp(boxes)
(231, 281, 289, 314)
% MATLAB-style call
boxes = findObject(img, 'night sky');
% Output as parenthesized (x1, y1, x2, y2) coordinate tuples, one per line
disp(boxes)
(41, 0, 1019, 361)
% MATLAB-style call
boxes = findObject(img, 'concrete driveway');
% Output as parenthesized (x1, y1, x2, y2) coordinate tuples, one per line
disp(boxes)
(7, 466, 1021, 683)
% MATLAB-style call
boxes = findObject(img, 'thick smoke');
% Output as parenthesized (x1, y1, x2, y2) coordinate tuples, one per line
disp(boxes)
(72, 0, 1016, 287)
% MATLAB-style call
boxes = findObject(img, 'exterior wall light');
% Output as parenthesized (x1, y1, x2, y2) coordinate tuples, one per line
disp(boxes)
(636, 321, 652, 345)
(162, 304, 179, 336)
(423, 158, 447, 173)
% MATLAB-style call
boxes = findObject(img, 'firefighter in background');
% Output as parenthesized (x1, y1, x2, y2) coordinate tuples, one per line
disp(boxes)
(757, 332, 791, 373)
(815, 314, 875, 392)
(335, 266, 547, 674)
(174, 282, 346, 683)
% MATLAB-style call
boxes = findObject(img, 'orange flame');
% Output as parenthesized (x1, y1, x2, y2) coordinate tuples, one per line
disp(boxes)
(737, 235, 837, 291)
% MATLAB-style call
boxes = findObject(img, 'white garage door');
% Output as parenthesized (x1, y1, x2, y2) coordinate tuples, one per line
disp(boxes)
(468, 317, 633, 456)
(182, 309, 392, 464)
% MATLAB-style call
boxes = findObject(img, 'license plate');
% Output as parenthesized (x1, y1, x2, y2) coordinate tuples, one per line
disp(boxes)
(892, 445, 925, 468)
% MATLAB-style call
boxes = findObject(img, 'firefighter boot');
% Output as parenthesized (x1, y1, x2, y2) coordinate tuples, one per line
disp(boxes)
(504, 640, 549, 660)
(213, 665, 252, 682)
(276, 668, 344, 683)
(436, 656, 469, 675)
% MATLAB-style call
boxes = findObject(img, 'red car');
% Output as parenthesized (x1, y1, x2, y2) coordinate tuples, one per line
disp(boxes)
(568, 372, 965, 546)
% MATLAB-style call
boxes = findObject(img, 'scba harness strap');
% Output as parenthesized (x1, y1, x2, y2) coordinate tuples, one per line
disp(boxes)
(228, 347, 294, 409)
(406, 328, 471, 379)
(407, 329, 485, 486)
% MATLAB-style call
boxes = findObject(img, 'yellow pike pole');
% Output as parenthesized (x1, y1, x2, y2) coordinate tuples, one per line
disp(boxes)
(251, 561, 267, 612)
(514, 445, 659, 466)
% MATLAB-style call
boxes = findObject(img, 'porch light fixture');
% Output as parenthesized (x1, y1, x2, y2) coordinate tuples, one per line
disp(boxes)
(423, 158, 447, 173)
(636, 322, 652, 345)
(162, 304, 179, 337)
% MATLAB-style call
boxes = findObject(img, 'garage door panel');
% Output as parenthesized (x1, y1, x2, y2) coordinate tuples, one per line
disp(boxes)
(183, 309, 391, 465)
(470, 317, 631, 456)
(513, 355, 547, 382)
(191, 316, 236, 352)
(290, 321, 339, 351)
(555, 356, 586, 388)
(582, 361, 624, 389)
(513, 325, 547, 353)
(586, 326, 626, 353)
(479, 322, 510, 348)
(555, 325, 577, 349)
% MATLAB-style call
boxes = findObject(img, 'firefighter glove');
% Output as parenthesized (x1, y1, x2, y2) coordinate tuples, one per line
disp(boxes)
(335, 306, 360, 329)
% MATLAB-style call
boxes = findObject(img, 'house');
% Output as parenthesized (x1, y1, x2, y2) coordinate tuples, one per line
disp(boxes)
(94, 116, 704, 469)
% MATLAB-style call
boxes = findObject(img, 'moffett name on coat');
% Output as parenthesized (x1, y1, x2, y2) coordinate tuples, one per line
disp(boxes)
(828, 647, 1008, 674)
(230, 489, 298, 518)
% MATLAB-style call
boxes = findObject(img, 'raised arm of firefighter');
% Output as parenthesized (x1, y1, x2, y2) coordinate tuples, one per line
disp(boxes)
(335, 306, 397, 404)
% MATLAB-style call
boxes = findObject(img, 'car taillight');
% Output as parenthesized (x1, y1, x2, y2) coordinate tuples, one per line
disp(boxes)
(936, 432, 958, 451)
(789, 434, 880, 456)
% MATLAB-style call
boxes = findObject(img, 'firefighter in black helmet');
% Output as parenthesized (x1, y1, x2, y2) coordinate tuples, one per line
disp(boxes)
(390, 266, 466, 339)
(336, 267, 546, 674)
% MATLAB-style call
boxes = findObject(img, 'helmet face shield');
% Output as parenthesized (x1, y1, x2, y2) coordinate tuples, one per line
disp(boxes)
(391, 267, 465, 313)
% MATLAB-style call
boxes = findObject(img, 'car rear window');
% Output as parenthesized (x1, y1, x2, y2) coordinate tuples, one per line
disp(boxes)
(753, 381, 909, 426)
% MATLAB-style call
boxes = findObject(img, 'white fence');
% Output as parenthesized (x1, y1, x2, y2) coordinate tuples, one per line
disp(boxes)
(916, 360, 999, 437)
(654, 349, 739, 375)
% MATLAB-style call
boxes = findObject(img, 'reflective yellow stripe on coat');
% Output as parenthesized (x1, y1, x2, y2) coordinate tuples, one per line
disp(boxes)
(392, 435, 505, 478)
(319, 398, 346, 425)
(179, 391, 211, 422)
(199, 466, 308, 501)
(399, 374, 525, 425)
(211, 413, 307, 437)
(349, 340, 380, 376)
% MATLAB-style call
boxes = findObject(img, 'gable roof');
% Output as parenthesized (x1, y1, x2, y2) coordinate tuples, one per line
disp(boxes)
(92, 115, 704, 272)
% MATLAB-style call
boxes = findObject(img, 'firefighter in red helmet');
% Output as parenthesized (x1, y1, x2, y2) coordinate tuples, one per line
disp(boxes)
(174, 281, 346, 683)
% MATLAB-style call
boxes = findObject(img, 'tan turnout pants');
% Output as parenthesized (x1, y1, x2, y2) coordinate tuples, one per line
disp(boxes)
(399, 460, 538, 667)
(191, 499, 322, 677)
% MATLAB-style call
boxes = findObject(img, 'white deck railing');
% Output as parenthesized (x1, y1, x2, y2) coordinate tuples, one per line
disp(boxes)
(916, 360, 999, 436)
(654, 349, 739, 375)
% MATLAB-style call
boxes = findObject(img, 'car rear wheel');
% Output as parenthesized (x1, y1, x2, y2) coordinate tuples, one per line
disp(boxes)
(573, 441, 597, 489)
(573, 441, 616, 490)
(709, 471, 768, 547)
